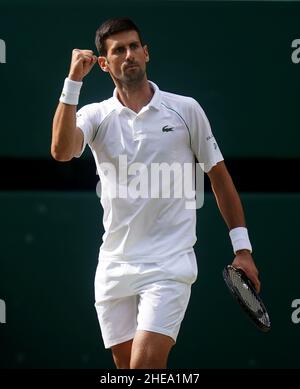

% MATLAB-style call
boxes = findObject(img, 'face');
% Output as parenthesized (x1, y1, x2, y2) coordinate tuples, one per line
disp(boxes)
(98, 30, 149, 85)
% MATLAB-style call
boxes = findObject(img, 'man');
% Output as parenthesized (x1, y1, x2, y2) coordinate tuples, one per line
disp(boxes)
(51, 17, 260, 369)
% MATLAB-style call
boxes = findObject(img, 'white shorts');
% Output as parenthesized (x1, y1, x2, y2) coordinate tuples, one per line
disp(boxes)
(94, 250, 198, 349)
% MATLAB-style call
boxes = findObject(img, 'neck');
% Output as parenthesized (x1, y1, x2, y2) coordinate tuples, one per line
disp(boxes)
(115, 77, 154, 113)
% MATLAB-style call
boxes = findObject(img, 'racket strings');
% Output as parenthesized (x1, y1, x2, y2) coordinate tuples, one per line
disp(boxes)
(230, 270, 269, 325)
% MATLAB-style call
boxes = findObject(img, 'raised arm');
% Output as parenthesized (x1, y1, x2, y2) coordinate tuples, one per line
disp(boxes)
(51, 49, 97, 161)
(207, 161, 261, 292)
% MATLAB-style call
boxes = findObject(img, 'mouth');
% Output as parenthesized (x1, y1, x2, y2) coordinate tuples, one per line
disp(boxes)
(125, 64, 139, 70)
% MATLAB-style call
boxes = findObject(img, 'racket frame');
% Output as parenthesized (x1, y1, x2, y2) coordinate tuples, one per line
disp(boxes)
(223, 265, 271, 332)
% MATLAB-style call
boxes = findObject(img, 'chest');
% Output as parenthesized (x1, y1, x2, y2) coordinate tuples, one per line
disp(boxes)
(95, 109, 193, 166)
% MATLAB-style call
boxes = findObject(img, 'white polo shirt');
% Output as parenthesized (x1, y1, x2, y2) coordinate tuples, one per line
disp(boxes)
(76, 81, 223, 263)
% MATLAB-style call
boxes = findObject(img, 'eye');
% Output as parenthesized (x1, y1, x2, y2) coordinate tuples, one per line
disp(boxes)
(130, 43, 139, 50)
(114, 47, 125, 54)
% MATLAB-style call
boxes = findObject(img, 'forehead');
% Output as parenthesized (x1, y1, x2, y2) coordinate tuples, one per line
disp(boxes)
(106, 30, 141, 51)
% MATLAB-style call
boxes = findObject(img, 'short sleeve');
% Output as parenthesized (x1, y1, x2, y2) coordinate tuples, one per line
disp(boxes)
(188, 99, 224, 173)
(75, 103, 100, 158)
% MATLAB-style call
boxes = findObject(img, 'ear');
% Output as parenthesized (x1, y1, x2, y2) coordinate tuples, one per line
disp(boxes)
(143, 45, 150, 63)
(98, 56, 109, 72)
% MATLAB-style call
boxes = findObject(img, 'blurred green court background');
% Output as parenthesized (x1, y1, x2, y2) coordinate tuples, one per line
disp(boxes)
(0, 0, 300, 368)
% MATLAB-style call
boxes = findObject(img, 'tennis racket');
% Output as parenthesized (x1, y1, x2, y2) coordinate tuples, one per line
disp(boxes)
(222, 265, 271, 332)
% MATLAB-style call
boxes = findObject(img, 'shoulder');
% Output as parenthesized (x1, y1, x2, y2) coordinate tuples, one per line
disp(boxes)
(160, 89, 202, 112)
(76, 99, 116, 122)
(159, 89, 205, 118)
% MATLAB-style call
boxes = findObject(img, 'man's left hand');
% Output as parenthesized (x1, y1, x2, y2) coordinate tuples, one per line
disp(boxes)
(231, 250, 261, 293)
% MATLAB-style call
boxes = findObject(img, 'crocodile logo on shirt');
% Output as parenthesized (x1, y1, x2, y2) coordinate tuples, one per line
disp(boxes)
(162, 125, 174, 132)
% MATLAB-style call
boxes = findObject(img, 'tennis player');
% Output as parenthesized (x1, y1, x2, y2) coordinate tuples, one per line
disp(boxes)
(51, 17, 260, 369)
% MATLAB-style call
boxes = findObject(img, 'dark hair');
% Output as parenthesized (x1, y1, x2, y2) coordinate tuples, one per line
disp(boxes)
(95, 17, 143, 56)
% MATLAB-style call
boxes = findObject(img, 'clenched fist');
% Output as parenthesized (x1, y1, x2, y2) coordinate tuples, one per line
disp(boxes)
(68, 49, 98, 82)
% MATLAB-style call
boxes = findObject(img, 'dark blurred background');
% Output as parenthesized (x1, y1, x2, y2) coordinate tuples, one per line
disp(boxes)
(0, 0, 299, 368)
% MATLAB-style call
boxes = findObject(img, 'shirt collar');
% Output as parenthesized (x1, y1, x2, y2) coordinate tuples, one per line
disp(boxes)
(112, 80, 161, 114)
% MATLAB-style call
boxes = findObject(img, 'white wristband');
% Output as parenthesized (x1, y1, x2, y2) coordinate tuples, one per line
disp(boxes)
(229, 227, 252, 254)
(59, 77, 83, 105)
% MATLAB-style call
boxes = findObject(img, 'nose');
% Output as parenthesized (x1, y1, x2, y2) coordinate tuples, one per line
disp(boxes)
(125, 47, 134, 62)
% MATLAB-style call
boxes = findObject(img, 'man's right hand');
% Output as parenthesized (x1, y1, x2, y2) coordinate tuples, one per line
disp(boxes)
(68, 49, 98, 82)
